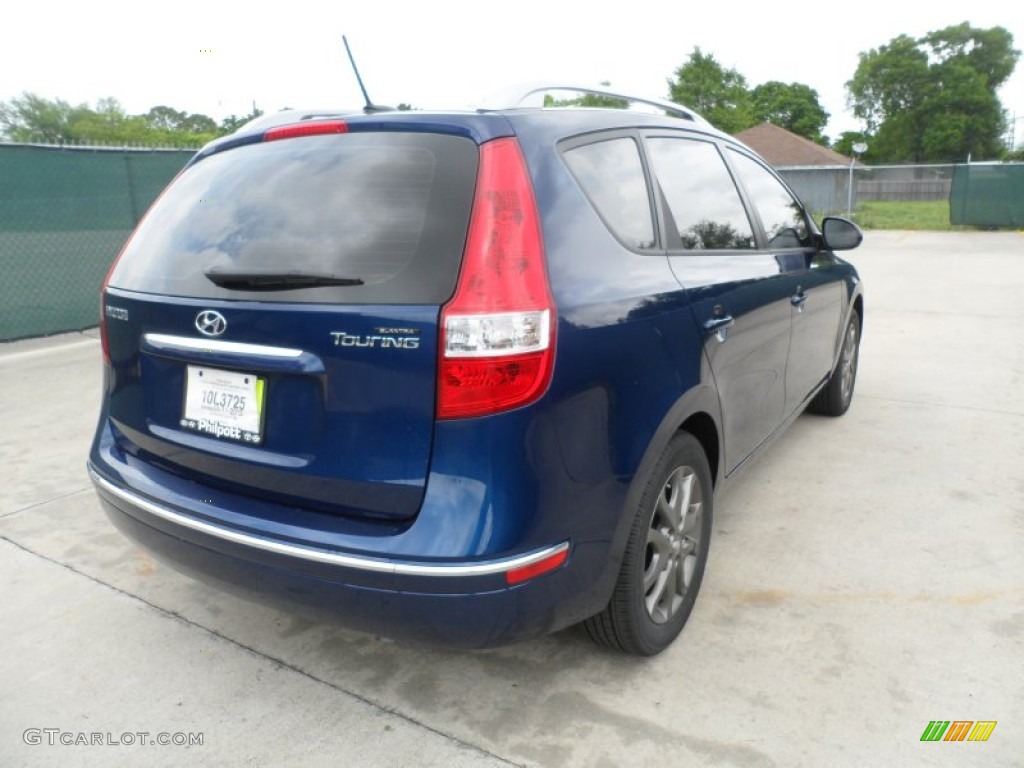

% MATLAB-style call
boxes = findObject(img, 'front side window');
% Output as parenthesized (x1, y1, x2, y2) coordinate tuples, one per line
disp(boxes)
(728, 149, 810, 249)
(646, 138, 755, 251)
(562, 138, 655, 250)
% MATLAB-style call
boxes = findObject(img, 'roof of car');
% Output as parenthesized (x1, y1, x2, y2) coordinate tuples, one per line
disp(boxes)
(193, 86, 742, 166)
(231, 84, 715, 136)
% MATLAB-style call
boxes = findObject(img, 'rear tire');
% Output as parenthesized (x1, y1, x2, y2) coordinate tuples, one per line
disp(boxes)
(584, 432, 713, 656)
(809, 311, 860, 417)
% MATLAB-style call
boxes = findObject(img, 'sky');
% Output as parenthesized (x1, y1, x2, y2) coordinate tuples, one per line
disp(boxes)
(3, 0, 1023, 144)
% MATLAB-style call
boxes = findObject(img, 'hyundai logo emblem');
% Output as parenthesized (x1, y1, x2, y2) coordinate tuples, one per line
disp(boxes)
(195, 310, 227, 337)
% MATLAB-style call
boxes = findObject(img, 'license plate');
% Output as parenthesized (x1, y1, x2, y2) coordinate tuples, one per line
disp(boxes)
(181, 366, 265, 444)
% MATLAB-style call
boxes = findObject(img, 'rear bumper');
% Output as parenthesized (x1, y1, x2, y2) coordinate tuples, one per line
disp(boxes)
(89, 465, 602, 648)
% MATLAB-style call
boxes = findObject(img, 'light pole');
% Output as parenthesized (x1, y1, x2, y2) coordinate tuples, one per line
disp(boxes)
(847, 142, 868, 217)
(1008, 113, 1024, 152)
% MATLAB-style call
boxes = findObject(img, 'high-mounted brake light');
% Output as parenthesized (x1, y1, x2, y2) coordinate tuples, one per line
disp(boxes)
(263, 120, 349, 142)
(437, 138, 556, 419)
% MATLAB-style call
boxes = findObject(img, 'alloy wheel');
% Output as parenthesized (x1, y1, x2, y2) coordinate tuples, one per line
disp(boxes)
(643, 465, 704, 624)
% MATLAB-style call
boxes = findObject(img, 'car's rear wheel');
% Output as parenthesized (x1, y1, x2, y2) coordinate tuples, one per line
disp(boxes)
(809, 311, 861, 417)
(584, 432, 713, 655)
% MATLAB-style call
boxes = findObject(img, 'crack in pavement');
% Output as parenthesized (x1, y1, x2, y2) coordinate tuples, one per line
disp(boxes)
(857, 393, 1024, 418)
(1, 486, 93, 519)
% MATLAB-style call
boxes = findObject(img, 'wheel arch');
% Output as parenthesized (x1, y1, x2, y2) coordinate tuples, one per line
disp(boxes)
(679, 412, 720, 490)
(831, 280, 864, 370)
(603, 384, 723, 575)
(584, 404, 719, 654)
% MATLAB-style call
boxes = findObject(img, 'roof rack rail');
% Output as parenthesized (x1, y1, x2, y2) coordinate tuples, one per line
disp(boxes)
(479, 83, 707, 124)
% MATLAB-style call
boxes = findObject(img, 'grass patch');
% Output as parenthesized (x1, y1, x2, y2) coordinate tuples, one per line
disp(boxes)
(847, 200, 961, 231)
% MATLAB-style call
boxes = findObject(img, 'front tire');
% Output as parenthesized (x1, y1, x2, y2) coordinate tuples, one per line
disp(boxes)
(584, 432, 713, 655)
(809, 311, 860, 417)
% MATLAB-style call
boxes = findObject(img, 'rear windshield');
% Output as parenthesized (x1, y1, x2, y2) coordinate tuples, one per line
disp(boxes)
(109, 132, 478, 304)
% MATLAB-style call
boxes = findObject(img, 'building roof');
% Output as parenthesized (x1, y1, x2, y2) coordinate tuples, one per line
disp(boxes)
(735, 123, 855, 167)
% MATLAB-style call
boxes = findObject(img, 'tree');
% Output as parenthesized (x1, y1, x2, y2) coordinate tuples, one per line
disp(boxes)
(668, 48, 754, 134)
(833, 131, 871, 158)
(751, 81, 829, 144)
(0, 93, 89, 143)
(847, 24, 1019, 162)
(219, 107, 264, 134)
(543, 82, 628, 109)
(144, 105, 189, 131)
(68, 98, 134, 144)
(923, 23, 1018, 88)
(144, 106, 216, 136)
(0, 92, 220, 146)
(918, 61, 1003, 161)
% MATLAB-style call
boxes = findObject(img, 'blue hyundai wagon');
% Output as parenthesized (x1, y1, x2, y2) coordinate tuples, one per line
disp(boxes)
(89, 87, 864, 655)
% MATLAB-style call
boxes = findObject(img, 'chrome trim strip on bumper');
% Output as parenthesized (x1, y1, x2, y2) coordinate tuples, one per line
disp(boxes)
(143, 334, 303, 359)
(89, 468, 569, 578)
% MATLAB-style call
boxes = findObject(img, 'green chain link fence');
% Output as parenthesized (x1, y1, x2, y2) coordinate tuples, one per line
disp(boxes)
(950, 163, 1024, 227)
(0, 144, 193, 341)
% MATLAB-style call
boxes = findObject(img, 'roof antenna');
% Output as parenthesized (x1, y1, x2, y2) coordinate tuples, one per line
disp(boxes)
(343, 36, 394, 114)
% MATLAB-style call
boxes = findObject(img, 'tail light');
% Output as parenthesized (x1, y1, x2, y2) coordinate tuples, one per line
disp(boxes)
(99, 172, 178, 363)
(437, 138, 556, 419)
(99, 239, 131, 364)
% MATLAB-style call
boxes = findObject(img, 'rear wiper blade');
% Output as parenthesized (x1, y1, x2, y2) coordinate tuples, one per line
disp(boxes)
(204, 268, 364, 290)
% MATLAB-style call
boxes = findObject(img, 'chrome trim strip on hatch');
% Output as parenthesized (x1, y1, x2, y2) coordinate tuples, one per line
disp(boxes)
(89, 468, 570, 578)
(144, 333, 304, 359)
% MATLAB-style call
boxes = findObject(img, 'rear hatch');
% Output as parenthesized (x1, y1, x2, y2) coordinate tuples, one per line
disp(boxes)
(101, 126, 480, 521)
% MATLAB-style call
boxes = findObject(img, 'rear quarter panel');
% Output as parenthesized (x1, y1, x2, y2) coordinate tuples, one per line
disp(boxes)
(511, 116, 725, 599)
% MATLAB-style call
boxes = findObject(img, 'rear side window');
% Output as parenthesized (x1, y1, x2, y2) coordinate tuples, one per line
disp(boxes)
(108, 132, 478, 304)
(646, 138, 755, 251)
(562, 138, 655, 249)
(727, 149, 810, 249)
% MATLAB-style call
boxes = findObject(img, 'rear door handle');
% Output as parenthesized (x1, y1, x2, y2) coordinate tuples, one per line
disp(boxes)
(704, 315, 735, 331)
(703, 315, 735, 342)
(791, 292, 808, 310)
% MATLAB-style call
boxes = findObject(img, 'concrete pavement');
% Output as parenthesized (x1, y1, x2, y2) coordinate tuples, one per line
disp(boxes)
(1, 231, 1022, 766)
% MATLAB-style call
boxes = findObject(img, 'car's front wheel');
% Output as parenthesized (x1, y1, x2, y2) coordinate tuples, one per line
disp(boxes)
(809, 311, 861, 417)
(584, 432, 713, 655)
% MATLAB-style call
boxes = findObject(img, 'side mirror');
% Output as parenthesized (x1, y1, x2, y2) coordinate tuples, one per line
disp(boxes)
(821, 217, 863, 251)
